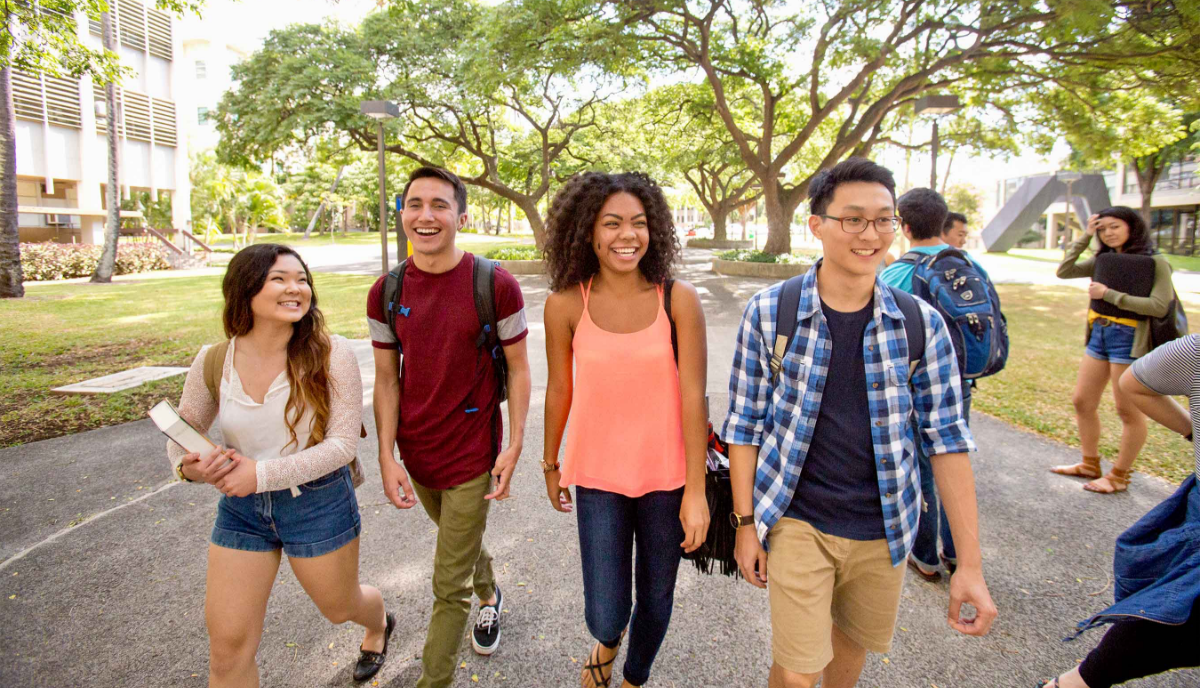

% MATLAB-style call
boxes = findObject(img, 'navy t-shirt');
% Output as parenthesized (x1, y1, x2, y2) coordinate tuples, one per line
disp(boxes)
(785, 297, 886, 540)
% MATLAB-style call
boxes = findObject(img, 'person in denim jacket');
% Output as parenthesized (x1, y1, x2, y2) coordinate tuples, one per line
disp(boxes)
(1037, 335, 1200, 688)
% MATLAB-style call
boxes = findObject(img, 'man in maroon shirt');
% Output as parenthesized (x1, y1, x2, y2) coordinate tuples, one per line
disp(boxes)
(366, 167, 531, 687)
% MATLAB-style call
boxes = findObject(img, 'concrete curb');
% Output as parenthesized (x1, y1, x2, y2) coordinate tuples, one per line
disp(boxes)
(687, 238, 754, 250)
(712, 258, 811, 279)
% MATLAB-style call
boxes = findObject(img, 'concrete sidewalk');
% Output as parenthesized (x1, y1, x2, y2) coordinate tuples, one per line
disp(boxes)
(3, 254, 1198, 687)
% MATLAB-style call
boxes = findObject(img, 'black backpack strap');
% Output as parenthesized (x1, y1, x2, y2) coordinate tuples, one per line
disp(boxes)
(887, 285, 926, 375)
(472, 257, 507, 464)
(382, 260, 408, 353)
(896, 250, 922, 266)
(664, 279, 677, 363)
(769, 275, 805, 380)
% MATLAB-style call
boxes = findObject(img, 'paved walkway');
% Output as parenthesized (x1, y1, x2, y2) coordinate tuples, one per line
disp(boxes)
(2, 252, 1198, 687)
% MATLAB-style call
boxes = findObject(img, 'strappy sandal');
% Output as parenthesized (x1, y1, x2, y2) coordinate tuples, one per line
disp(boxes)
(1035, 680, 1057, 687)
(581, 632, 624, 688)
(1050, 455, 1101, 479)
(1084, 467, 1131, 494)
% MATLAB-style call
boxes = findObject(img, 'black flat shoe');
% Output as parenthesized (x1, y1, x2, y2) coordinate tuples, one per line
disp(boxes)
(353, 612, 396, 682)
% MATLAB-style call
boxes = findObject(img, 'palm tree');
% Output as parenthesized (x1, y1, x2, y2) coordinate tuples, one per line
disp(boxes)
(240, 176, 286, 244)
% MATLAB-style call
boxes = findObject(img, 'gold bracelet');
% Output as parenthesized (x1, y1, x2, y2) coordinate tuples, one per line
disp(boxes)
(541, 461, 560, 474)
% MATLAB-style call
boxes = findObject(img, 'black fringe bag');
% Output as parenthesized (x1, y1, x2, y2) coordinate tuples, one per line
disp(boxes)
(681, 423, 741, 579)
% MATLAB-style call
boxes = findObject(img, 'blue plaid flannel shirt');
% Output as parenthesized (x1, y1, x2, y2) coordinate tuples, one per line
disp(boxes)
(722, 261, 976, 566)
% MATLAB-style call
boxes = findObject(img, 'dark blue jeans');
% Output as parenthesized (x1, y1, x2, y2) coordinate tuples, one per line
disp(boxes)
(576, 486, 685, 687)
(912, 393, 971, 569)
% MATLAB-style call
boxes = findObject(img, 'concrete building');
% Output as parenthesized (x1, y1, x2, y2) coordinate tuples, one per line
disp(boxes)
(995, 157, 1199, 253)
(15, 1, 190, 244)
(175, 20, 252, 154)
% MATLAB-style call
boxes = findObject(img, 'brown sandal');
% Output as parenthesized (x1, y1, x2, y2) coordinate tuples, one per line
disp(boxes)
(581, 632, 624, 688)
(1084, 467, 1131, 494)
(1050, 455, 1102, 479)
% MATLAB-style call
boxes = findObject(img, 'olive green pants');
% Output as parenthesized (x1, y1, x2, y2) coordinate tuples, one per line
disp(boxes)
(411, 471, 496, 688)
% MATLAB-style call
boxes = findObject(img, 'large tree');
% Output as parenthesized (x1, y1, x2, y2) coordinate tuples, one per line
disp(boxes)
(599, 0, 1200, 254)
(217, 0, 632, 248)
(1, 0, 205, 296)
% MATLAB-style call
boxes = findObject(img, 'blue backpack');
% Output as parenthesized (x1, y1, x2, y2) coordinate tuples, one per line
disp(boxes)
(897, 248, 1008, 379)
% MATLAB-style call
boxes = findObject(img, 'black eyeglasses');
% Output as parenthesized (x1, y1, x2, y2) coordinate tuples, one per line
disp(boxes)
(819, 215, 901, 234)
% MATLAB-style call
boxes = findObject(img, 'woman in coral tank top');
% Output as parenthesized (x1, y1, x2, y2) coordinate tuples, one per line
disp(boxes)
(541, 172, 710, 688)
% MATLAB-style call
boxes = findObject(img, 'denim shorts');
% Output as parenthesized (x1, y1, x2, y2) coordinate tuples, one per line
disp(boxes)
(1085, 320, 1137, 365)
(211, 465, 361, 558)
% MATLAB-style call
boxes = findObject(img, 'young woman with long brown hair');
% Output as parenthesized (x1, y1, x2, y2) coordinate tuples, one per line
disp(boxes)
(168, 244, 392, 686)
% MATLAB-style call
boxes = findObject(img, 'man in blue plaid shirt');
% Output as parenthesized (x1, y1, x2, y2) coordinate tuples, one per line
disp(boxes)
(723, 158, 997, 688)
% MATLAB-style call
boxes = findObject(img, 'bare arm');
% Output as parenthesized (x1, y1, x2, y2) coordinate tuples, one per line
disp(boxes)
(485, 337, 531, 500)
(373, 347, 416, 509)
(729, 442, 767, 588)
(1121, 370, 1190, 435)
(931, 452, 997, 636)
(671, 280, 711, 553)
(542, 291, 576, 512)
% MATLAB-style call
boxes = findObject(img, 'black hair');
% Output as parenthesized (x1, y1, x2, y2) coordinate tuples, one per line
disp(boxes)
(943, 212, 968, 233)
(401, 166, 468, 214)
(808, 157, 897, 216)
(1095, 206, 1155, 255)
(897, 188, 949, 241)
(543, 171, 680, 292)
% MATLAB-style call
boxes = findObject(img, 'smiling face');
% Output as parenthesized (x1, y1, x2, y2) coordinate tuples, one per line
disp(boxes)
(809, 181, 896, 279)
(402, 177, 466, 259)
(1096, 215, 1131, 251)
(591, 192, 650, 277)
(250, 254, 312, 325)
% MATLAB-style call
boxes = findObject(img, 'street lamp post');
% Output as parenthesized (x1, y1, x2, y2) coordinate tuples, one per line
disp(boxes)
(1056, 171, 1084, 245)
(914, 95, 961, 191)
(360, 100, 399, 273)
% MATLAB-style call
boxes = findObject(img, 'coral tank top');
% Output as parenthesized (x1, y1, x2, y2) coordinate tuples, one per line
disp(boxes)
(559, 279, 687, 497)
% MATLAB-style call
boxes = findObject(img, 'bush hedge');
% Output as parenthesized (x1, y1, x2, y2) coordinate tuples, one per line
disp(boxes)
(484, 246, 543, 261)
(21, 242, 172, 281)
(716, 249, 810, 265)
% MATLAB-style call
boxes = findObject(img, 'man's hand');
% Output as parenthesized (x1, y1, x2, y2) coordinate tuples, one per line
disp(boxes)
(1088, 281, 1109, 299)
(380, 456, 418, 509)
(735, 525, 768, 588)
(183, 446, 238, 485)
(485, 443, 521, 500)
(216, 453, 257, 498)
(544, 469, 573, 512)
(948, 566, 998, 636)
(679, 487, 710, 553)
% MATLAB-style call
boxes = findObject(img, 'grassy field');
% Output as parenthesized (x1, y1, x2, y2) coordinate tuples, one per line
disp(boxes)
(3, 276, 1196, 483)
(209, 230, 537, 251)
(1006, 247, 1200, 273)
(974, 284, 1199, 484)
(0, 272, 375, 448)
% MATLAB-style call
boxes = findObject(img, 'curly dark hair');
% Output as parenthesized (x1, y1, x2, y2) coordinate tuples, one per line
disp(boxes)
(543, 171, 681, 292)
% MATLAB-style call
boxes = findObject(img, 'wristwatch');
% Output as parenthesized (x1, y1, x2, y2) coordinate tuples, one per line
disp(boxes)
(730, 511, 754, 529)
(541, 461, 561, 474)
(174, 461, 194, 483)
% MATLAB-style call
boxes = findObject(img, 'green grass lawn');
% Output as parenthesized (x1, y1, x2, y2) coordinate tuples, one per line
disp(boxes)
(3, 278, 1196, 483)
(1004, 247, 1200, 273)
(974, 284, 1199, 484)
(209, 230, 537, 251)
(0, 272, 375, 448)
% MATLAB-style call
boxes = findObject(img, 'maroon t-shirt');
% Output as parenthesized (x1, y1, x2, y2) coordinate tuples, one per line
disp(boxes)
(367, 253, 528, 489)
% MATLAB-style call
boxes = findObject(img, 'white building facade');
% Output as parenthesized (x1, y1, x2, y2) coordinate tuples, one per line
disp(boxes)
(15, 1, 190, 244)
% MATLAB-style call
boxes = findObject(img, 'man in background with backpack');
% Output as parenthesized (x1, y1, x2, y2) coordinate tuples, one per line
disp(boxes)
(725, 158, 996, 688)
(365, 166, 531, 688)
(881, 189, 1007, 583)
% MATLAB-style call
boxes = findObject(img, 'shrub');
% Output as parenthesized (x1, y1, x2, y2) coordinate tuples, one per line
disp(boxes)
(20, 243, 172, 281)
(484, 246, 543, 261)
(716, 249, 813, 265)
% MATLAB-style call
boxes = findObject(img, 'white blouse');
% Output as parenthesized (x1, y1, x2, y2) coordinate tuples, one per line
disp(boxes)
(167, 335, 363, 493)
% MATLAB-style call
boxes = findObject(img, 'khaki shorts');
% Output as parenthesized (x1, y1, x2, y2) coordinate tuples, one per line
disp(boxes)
(766, 517, 906, 674)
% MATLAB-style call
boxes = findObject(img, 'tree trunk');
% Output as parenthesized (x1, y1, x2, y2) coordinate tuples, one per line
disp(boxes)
(1133, 156, 1165, 229)
(712, 210, 728, 243)
(516, 199, 546, 248)
(92, 13, 121, 283)
(0, 65, 23, 297)
(762, 179, 797, 255)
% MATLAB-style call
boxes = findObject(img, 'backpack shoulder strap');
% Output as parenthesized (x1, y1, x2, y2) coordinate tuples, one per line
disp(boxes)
(664, 279, 677, 363)
(896, 251, 923, 266)
(769, 275, 805, 380)
(202, 340, 231, 407)
(382, 260, 408, 347)
(887, 286, 926, 375)
(472, 256, 499, 351)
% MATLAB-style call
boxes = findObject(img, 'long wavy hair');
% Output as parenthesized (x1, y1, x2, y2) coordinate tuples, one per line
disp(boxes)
(543, 171, 681, 292)
(1095, 206, 1155, 256)
(222, 244, 332, 452)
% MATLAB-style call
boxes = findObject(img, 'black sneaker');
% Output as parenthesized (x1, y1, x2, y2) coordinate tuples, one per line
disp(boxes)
(471, 585, 503, 655)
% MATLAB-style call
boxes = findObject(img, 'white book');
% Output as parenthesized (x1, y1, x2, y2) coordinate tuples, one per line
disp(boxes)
(149, 400, 217, 454)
